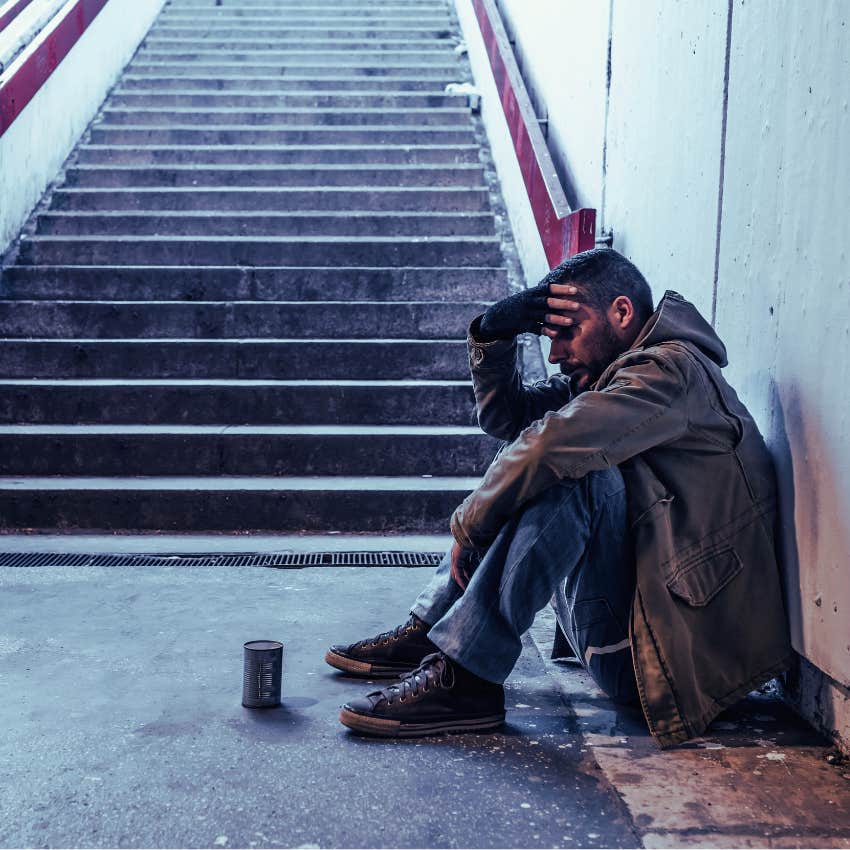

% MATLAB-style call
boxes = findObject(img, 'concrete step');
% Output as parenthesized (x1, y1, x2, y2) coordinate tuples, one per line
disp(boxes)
(48, 186, 489, 212)
(87, 125, 476, 146)
(163, 1, 452, 7)
(141, 38, 452, 51)
(0, 475, 478, 533)
(98, 107, 470, 127)
(74, 144, 481, 166)
(62, 164, 485, 188)
(146, 26, 454, 39)
(163, 2, 452, 9)
(159, 6, 453, 17)
(35, 211, 495, 237)
(0, 266, 507, 301)
(109, 92, 460, 109)
(118, 75, 457, 91)
(0, 379, 478, 425)
(135, 49, 460, 65)
(0, 339, 470, 379)
(0, 425, 498, 475)
(16, 236, 502, 267)
(126, 62, 460, 78)
(0, 301, 489, 339)
(0, 532, 455, 553)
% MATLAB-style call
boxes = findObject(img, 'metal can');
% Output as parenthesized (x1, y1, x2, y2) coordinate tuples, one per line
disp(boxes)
(242, 640, 283, 708)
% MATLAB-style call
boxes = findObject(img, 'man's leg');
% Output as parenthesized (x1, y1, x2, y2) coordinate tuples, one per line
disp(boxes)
(423, 466, 634, 694)
(339, 467, 636, 735)
(550, 493, 639, 704)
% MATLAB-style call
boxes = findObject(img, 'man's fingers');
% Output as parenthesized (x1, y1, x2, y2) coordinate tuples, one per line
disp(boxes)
(548, 283, 578, 296)
(450, 561, 466, 589)
(544, 313, 574, 327)
(546, 297, 581, 311)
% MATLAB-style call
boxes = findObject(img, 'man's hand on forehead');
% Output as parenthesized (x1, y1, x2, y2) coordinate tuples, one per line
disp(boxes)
(541, 283, 585, 339)
(478, 280, 585, 341)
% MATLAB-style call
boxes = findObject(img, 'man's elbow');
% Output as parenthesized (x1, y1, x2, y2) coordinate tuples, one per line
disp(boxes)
(476, 412, 521, 442)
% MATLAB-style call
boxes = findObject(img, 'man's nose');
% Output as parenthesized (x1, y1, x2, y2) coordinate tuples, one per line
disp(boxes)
(548, 337, 568, 363)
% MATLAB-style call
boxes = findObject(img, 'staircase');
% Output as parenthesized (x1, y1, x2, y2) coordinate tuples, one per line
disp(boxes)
(0, 0, 512, 535)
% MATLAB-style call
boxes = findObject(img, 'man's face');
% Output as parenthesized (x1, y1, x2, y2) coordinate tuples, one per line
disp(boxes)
(547, 300, 626, 390)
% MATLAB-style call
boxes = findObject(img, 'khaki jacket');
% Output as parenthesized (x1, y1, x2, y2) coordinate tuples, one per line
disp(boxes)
(451, 291, 792, 748)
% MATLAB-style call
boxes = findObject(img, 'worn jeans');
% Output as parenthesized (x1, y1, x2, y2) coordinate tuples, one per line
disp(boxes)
(411, 467, 639, 704)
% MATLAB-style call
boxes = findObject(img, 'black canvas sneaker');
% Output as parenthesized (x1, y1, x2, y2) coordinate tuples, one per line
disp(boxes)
(325, 613, 438, 678)
(339, 651, 506, 738)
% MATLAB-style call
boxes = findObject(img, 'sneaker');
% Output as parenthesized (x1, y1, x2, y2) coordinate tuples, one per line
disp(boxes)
(325, 614, 438, 678)
(339, 651, 506, 738)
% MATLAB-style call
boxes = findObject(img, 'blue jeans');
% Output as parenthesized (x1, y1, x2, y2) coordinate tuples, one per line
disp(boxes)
(411, 467, 639, 704)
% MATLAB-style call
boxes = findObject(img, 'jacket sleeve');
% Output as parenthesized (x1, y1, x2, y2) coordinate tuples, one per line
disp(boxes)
(451, 349, 690, 550)
(467, 315, 575, 442)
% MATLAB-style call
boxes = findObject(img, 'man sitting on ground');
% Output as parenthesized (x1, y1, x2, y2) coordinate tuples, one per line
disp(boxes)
(325, 248, 791, 748)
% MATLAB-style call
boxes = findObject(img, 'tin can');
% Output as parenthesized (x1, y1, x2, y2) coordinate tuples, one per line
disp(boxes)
(242, 640, 283, 708)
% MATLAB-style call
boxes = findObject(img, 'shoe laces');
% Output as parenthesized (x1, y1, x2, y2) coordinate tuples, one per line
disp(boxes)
(371, 652, 453, 706)
(354, 616, 419, 650)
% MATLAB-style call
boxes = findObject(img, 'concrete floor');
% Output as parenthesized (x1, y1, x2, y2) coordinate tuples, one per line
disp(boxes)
(1, 563, 849, 849)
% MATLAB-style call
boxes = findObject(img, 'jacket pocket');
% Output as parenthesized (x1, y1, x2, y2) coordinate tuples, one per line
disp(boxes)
(666, 547, 743, 607)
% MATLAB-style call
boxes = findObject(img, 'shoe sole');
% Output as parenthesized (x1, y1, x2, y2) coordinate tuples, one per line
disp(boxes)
(339, 707, 506, 738)
(324, 648, 416, 679)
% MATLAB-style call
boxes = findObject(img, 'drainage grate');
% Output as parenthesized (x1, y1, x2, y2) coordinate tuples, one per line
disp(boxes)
(0, 551, 445, 569)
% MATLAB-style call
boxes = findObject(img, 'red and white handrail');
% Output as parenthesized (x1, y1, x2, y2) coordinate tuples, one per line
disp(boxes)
(0, 0, 110, 137)
(470, 0, 596, 266)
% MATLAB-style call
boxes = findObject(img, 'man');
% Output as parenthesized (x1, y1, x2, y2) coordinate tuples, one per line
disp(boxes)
(326, 248, 792, 748)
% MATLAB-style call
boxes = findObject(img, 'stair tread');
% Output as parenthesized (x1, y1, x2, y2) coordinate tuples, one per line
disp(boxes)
(0, 378, 470, 386)
(23, 235, 498, 242)
(0, 476, 482, 490)
(69, 163, 481, 171)
(0, 533, 453, 553)
(0, 424, 484, 435)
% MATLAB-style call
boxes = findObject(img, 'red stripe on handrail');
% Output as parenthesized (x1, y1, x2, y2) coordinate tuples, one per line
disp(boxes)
(0, 0, 36, 33)
(0, 0, 110, 137)
(471, 0, 595, 265)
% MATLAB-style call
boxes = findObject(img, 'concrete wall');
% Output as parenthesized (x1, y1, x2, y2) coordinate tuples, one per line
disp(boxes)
(495, 0, 609, 218)
(455, 0, 550, 289)
(457, 0, 850, 750)
(0, 0, 166, 255)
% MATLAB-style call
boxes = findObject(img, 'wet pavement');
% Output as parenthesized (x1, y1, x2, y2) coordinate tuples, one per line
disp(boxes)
(1, 563, 848, 848)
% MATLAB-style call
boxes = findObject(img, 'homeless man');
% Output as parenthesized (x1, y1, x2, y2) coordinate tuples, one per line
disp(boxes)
(325, 247, 792, 749)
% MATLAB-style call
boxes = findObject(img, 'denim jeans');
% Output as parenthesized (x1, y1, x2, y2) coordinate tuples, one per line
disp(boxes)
(411, 467, 639, 704)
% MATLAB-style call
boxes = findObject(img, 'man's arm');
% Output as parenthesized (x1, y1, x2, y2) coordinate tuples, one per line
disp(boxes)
(452, 348, 690, 551)
(467, 281, 582, 440)
(467, 314, 575, 441)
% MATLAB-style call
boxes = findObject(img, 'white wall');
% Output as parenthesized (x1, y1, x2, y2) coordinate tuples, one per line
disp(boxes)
(716, 0, 850, 687)
(0, 0, 166, 255)
(497, 0, 609, 216)
(455, 0, 550, 288)
(458, 0, 850, 734)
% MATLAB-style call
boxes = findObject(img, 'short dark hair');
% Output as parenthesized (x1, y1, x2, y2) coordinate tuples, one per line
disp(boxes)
(541, 247, 654, 327)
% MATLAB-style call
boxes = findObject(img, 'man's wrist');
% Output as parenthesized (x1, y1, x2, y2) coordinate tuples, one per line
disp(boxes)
(473, 314, 514, 342)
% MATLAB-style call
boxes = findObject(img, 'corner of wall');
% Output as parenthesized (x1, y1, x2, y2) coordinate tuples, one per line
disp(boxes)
(781, 654, 850, 756)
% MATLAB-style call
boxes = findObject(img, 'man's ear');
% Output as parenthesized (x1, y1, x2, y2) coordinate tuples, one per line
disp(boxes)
(609, 295, 635, 331)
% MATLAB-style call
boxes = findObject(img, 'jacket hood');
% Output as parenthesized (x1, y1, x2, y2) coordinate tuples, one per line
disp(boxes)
(632, 290, 728, 367)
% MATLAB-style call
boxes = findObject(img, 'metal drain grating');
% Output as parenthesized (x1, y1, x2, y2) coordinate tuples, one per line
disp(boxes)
(0, 551, 445, 569)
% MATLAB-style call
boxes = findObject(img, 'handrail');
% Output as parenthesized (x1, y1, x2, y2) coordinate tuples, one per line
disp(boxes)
(0, 0, 67, 70)
(0, 0, 110, 136)
(0, 0, 36, 33)
(470, 0, 596, 266)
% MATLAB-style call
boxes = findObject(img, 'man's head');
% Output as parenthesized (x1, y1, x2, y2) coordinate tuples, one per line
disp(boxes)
(542, 248, 654, 387)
